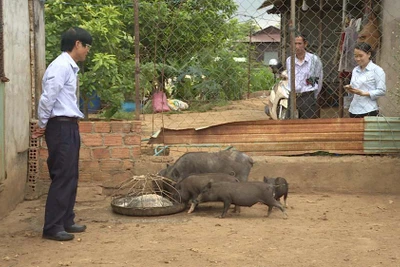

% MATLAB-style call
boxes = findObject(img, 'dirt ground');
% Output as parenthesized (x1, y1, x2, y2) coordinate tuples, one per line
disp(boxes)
(0, 183, 399, 267)
(139, 95, 345, 137)
(1, 98, 400, 267)
(140, 96, 269, 137)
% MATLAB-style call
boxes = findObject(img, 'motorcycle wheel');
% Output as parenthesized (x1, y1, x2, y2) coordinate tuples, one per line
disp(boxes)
(277, 100, 288, 120)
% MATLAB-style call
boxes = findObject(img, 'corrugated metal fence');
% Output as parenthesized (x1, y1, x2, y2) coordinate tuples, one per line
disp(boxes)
(148, 117, 400, 156)
(364, 117, 400, 153)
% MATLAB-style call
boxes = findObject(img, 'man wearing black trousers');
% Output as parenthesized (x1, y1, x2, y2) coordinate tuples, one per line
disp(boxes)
(286, 34, 323, 119)
(32, 27, 92, 241)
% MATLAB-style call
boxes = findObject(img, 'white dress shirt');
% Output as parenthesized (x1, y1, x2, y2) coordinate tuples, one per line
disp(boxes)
(37, 52, 84, 128)
(349, 61, 386, 114)
(286, 52, 323, 97)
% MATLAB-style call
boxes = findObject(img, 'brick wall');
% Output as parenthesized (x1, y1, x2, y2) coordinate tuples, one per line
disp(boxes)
(38, 120, 142, 183)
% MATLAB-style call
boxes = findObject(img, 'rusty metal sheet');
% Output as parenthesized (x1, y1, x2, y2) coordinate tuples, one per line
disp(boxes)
(148, 118, 371, 155)
(154, 118, 364, 135)
(232, 141, 364, 152)
(156, 132, 363, 144)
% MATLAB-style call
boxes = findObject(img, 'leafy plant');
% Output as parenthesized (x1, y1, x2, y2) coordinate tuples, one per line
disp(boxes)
(250, 67, 275, 92)
(45, 0, 134, 119)
(44, 0, 269, 120)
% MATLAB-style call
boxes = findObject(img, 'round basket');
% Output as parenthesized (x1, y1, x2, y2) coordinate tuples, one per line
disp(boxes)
(111, 196, 186, 216)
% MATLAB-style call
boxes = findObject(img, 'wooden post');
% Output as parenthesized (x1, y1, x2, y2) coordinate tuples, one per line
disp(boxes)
(339, 0, 348, 118)
(290, 0, 296, 119)
(339, 76, 344, 117)
(29, 0, 46, 119)
(134, 0, 141, 120)
(247, 27, 252, 99)
(281, 11, 287, 63)
(317, 0, 324, 118)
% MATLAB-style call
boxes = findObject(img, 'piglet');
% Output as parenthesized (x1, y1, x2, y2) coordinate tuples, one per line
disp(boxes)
(196, 181, 287, 219)
(263, 176, 289, 207)
(174, 173, 239, 213)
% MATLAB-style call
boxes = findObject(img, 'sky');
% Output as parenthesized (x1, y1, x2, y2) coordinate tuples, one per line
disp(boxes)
(234, 0, 281, 29)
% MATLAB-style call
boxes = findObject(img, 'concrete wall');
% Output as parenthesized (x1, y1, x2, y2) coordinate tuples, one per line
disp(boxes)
(249, 156, 400, 194)
(135, 155, 400, 195)
(0, 0, 32, 218)
(379, 0, 400, 116)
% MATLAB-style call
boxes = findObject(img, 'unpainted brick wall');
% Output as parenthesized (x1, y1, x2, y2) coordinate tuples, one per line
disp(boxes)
(38, 121, 141, 182)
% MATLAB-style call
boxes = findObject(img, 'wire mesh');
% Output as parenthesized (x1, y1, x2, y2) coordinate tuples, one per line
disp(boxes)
(111, 174, 180, 204)
(110, 174, 186, 216)
(135, 0, 400, 137)
(42, 0, 400, 155)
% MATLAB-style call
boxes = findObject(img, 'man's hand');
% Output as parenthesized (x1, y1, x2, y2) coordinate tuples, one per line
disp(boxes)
(32, 124, 46, 139)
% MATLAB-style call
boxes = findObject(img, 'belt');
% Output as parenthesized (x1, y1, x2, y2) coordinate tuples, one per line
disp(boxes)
(296, 91, 315, 97)
(49, 116, 79, 123)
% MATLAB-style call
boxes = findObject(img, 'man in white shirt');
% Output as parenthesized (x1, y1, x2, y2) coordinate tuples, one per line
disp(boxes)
(286, 34, 323, 119)
(32, 27, 92, 241)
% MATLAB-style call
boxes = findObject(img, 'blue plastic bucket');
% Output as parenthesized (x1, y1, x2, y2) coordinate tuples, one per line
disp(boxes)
(121, 101, 136, 112)
(80, 92, 101, 113)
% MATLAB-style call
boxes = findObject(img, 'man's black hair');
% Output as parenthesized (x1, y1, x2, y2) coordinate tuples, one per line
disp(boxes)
(295, 33, 308, 43)
(60, 27, 92, 52)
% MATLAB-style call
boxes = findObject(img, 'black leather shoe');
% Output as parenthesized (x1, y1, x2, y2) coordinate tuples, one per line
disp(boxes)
(42, 231, 74, 241)
(65, 224, 87, 233)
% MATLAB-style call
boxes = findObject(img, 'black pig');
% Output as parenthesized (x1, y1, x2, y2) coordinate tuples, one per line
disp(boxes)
(263, 176, 289, 207)
(175, 173, 239, 213)
(196, 181, 287, 219)
(159, 150, 253, 183)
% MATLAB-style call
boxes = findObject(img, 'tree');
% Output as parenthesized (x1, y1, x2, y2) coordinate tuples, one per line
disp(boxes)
(138, 0, 238, 63)
(44, 0, 269, 117)
(45, 0, 135, 118)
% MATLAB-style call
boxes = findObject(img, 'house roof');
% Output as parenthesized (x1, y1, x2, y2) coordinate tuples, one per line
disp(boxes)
(257, 0, 354, 14)
(257, 0, 282, 10)
(257, 0, 286, 13)
(244, 26, 281, 43)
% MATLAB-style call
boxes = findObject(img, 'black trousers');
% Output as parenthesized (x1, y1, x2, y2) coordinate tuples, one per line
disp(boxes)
(43, 118, 80, 234)
(288, 91, 319, 119)
(349, 110, 379, 118)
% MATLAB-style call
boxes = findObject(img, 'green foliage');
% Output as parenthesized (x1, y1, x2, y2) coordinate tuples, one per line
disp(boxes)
(136, 0, 249, 102)
(99, 110, 136, 121)
(45, 0, 134, 119)
(165, 50, 273, 103)
(45, 0, 273, 120)
(250, 67, 275, 92)
(188, 49, 248, 101)
(139, 0, 238, 63)
(140, 62, 179, 95)
(173, 65, 207, 101)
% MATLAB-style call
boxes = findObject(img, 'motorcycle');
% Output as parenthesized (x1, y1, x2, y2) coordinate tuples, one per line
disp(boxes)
(264, 69, 290, 120)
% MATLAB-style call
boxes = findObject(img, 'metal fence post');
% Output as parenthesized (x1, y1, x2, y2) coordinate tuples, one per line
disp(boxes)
(134, 0, 141, 120)
(290, 0, 297, 119)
